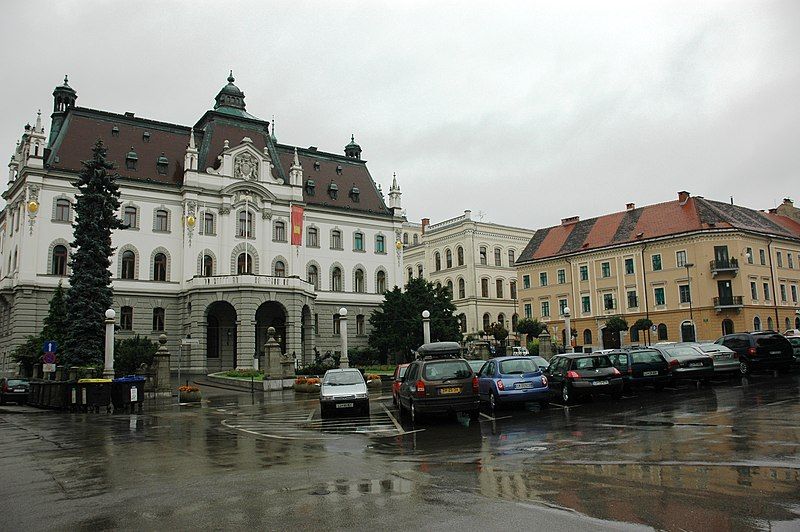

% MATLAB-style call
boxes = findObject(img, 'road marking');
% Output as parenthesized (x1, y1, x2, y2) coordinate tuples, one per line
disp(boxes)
(221, 419, 337, 441)
(381, 403, 405, 434)
(306, 409, 315, 422)
(479, 413, 512, 422)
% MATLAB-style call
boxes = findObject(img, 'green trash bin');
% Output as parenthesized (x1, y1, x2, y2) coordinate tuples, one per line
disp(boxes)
(77, 379, 112, 413)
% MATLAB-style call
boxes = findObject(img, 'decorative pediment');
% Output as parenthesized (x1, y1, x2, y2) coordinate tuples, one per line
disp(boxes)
(212, 137, 277, 183)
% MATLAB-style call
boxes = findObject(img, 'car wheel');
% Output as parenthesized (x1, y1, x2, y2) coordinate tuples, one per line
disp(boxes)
(361, 403, 370, 416)
(0, 395, 4, 406)
(562, 383, 571, 405)
(739, 361, 750, 376)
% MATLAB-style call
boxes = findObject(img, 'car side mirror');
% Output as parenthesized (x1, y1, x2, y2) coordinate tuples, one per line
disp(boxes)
(398, 376, 405, 383)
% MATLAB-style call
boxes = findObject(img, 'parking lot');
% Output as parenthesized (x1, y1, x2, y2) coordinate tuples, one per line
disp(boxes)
(1, 370, 799, 531)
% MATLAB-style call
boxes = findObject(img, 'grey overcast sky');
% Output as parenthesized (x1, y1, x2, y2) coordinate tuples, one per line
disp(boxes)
(2, 0, 799, 228)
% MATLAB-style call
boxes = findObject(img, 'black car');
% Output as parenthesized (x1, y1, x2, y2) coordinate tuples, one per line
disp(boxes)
(607, 348, 671, 392)
(715, 332, 794, 375)
(650, 344, 714, 383)
(397, 356, 480, 423)
(545, 354, 623, 405)
(0, 378, 30, 405)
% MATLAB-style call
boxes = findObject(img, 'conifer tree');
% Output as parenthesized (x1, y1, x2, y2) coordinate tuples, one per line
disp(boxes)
(63, 140, 123, 366)
(42, 281, 68, 349)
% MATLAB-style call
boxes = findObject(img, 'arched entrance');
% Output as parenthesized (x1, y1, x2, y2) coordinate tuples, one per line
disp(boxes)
(601, 327, 620, 349)
(256, 302, 287, 357)
(680, 321, 696, 342)
(206, 301, 237, 371)
(722, 319, 734, 335)
(301, 305, 313, 364)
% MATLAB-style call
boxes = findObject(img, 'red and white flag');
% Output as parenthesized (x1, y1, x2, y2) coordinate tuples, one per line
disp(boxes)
(291, 205, 304, 246)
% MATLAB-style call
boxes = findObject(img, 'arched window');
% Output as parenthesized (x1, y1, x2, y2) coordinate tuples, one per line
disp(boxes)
(494, 248, 502, 266)
(274, 260, 286, 277)
(446, 280, 453, 296)
(657, 323, 668, 341)
(457, 246, 464, 266)
(722, 319, 735, 335)
(767, 317, 774, 331)
(407, 267, 413, 282)
(202, 212, 214, 235)
(123, 206, 138, 229)
(434, 252, 441, 271)
(583, 329, 592, 345)
(458, 278, 465, 299)
(413, 234, 418, 245)
(152, 307, 165, 331)
(354, 232, 364, 251)
(630, 327, 640, 342)
(273, 221, 286, 242)
(202, 254, 213, 277)
(459, 314, 467, 333)
(121, 250, 136, 279)
(498, 313, 505, 328)
(153, 253, 167, 281)
(332, 267, 343, 292)
(482, 313, 491, 331)
(508, 249, 516, 266)
(403, 232, 408, 244)
(55, 199, 71, 222)
(307, 264, 319, 289)
(154, 209, 169, 232)
(307, 227, 319, 247)
(512, 314, 518, 332)
(238, 210, 253, 238)
(680, 321, 696, 342)
(417, 264, 423, 277)
(795, 316, 800, 330)
(330, 229, 342, 249)
(52, 245, 68, 276)
(376, 270, 386, 293)
(479, 246, 487, 265)
(785, 317, 791, 331)
(354, 269, 365, 293)
(237, 253, 253, 274)
(754, 316, 761, 331)
(445, 249, 452, 269)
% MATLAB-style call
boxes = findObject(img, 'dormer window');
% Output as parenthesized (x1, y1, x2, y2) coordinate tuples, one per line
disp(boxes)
(328, 182, 338, 200)
(111, 126, 120, 137)
(156, 153, 168, 175)
(143, 131, 151, 142)
(125, 147, 138, 170)
(313, 161, 320, 171)
(305, 179, 316, 196)
(349, 185, 360, 203)
(335, 165, 343, 175)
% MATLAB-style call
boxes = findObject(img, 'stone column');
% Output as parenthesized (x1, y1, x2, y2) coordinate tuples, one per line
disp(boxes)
(237, 318, 257, 369)
(422, 310, 431, 344)
(263, 326, 281, 378)
(103, 309, 116, 378)
(339, 307, 349, 368)
(538, 328, 553, 360)
(153, 334, 171, 394)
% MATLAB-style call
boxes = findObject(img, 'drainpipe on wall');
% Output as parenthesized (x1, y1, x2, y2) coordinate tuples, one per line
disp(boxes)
(641, 243, 651, 345)
(767, 238, 780, 329)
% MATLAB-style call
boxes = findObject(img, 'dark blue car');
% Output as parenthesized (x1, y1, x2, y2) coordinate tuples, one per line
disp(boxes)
(476, 356, 550, 411)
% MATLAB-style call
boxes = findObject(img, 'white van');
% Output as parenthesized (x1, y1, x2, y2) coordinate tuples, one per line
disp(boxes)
(506, 346, 529, 356)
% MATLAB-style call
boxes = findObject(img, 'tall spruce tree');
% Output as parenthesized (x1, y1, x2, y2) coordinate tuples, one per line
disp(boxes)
(64, 140, 123, 366)
(42, 281, 68, 349)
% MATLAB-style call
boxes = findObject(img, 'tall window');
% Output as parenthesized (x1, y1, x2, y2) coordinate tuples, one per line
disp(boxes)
(202, 254, 213, 277)
(154, 209, 168, 232)
(413, 234, 418, 245)
(407, 267, 413, 282)
(445, 249, 452, 268)
(582, 295, 591, 313)
(120, 306, 133, 330)
(746, 247, 754, 264)
(376, 270, 386, 293)
(494, 248, 502, 266)
(121, 250, 136, 279)
(273, 221, 286, 242)
(789, 253, 795, 269)
(676, 250, 687, 268)
(601, 262, 611, 277)
(354, 269, 365, 293)
(124, 206, 138, 229)
(52, 245, 68, 276)
(481, 278, 489, 297)
(657, 323, 668, 341)
(356, 314, 365, 336)
(375, 235, 385, 253)
(446, 280, 454, 296)
(625, 258, 635, 275)
(777, 252, 783, 268)
(750, 281, 758, 300)
(654, 287, 666, 306)
(603, 293, 615, 310)
(332, 267, 343, 292)
(524, 303, 532, 318)
(510, 280, 517, 300)
(559, 299, 568, 315)
(679, 284, 691, 304)
(308, 264, 319, 289)
(152, 307, 165, 331)
(583, 329, 592, 345)
(153, 253, 167, 281)
(557, 269, 566, 284)
(496, 279, 504, 298)
(652, 254, 662, 271)
(354, 232, 364, 251)
(458, 278, 465, 299)
(780, 284, 787, 302)
(417, 265, 423, 277)
(508, 249, 515, 265)
(331, 230, 342, 250)
(479, 247, 487, 265)
(759, 249, 766, 265)
(579, 265, 588, 281)
(307, 227, 319, 247)
(791, 285, 798, 304)
(763, 282, 770, 301)
(333, 314, 341, 335)
(238, 210, 253, 238)
(434, 252, 441, 271)
(55, 199, 71, 222)
(522, 275, 530, 289)
(457, 247, 464, 266)
(237, 253, 252, 274)
(541, 301, 550, 317)
(754, 316, 761, 331)
(539, 272, 548, 286)
(483, 313, 491, 331)
(202, 212, 214, 235)
(403, 233, 408, 244)
(274, 260, 286, 277)
(627, 290, 638, 308)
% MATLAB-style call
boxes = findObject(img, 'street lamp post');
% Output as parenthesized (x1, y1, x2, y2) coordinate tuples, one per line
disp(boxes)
(422, 310, 431, 344)
(103, 309, 116, 378)
(563, 306, 572, 353)
(685, 262, 695, 341)
(339, 307, 349, 368)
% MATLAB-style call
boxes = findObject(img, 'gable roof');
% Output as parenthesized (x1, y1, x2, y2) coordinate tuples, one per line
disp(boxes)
(517, 195, 800, 264)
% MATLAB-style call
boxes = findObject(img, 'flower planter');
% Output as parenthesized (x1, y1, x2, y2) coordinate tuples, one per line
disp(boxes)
(366, 379, 382, 389)
(179, 390, 202, 403)
(293, 383, 321, 393)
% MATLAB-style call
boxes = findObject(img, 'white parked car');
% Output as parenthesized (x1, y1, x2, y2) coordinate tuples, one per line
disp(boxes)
(319, 369, 369, 417)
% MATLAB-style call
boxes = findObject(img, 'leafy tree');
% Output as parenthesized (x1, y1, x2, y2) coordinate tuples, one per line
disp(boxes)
(369, 277, 460, 362)
(516, 318, 545, 339)
(63, 140, 124, 366)
(485, 322, 509, 345)
(114, 335, 158, 376)
(632, 318, 653, 331)
(12, 334, 44, 377)
(42, 281, 68, 350)
(605, 316, 629, 333)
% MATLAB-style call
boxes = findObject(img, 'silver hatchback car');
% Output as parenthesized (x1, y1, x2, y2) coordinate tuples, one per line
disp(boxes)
(319, 369, 369, 417)
(688, 342, 739, 374)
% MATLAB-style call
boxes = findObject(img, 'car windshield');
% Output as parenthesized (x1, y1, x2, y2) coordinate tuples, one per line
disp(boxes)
(756, 335, 784, 348)
(531, 356, 549, 367)
(630, 350, 664, 364)
(698, 343, 733, 354)
(7, 379, 28, 386)
(573, 356, 612, 369)
(423, 361, 472, 381)
(664, 346, 702, 358)
(499, 358, 538, 374)
(324, 371, 364, 386)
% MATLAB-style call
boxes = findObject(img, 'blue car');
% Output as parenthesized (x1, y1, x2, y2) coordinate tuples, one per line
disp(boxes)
(476, 356, 550, 412)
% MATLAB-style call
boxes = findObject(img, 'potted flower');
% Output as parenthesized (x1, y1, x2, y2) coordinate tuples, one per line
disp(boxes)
(179, 385, 201, 403)
(365, 374, 382, 389)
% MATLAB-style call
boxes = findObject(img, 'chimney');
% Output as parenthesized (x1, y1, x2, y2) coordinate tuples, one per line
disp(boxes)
(421, 218, 430, 234)
(561, 216, 580, 226)
(464, 209, 472, 220)
(678, 190, 690, 204)
(775, 197, 800, 223)
(626, 202, 635, 211)
(784, 198, 793, 207)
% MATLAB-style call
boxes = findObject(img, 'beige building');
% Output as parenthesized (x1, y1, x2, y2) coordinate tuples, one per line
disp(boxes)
(515, 192, 800, 350)
(403, 210, 534, 340)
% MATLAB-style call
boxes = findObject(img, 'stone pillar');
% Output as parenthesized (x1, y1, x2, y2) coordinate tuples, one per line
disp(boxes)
(538, 328, 553, 360)
(237, 318, 256, 369)
(422, 310, 431, 344)
(103, 309, 116, 378)
(339, 307, 349, 368)
(153, 334, 171, 394)
(264, 326, 282, 378)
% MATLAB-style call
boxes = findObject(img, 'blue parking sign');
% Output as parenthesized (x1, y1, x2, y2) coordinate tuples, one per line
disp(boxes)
(43, 340, 58, 353)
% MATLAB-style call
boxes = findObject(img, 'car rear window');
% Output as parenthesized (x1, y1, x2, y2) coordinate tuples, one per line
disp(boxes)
(7, 380, 27, 386)
(573, 356, 612, 369)
(788, 338, 800, 346)
(423, 361, 472, 381)
(499, 358, 538, 374)
(324, 371, 364, 385)
(630, 350, 664, 364)
(664, 346, 702, 358)
(397, 366, 408, 379)
(756, 335, 786, 348)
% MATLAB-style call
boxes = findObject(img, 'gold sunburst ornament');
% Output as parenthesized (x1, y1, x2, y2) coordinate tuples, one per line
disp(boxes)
(186, 215, 196, 228)
(27, 200, 39, 214)
(395, 240, 403, 250)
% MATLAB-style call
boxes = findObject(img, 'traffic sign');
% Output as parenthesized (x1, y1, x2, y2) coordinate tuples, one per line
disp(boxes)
(650, 324, 658, 332)
(43, 340, 57, 353)
(43, 363, 56, 373)
(43, 352, 56, 364)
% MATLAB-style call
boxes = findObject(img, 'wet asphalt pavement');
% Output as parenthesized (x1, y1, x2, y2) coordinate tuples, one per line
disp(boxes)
(1, 372, 800, 531)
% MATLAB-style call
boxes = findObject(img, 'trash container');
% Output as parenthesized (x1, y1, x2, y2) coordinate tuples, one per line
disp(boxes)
(111, 376, 145, 413)
(66, 381, 83, 412)
(78, 379, 112, 413)
(27, 381, 42, 407)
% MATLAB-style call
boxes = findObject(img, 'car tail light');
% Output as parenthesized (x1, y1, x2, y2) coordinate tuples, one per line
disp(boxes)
(747, 347, 757, 356)
(668, 359, 680, 369)
(472, 376, 479, 394)
(1, 382, 6, 393)
(415, 380, 426, 398)
(612, 367, 622, 376)
(496, 379, 505, 391)
(541, 375, 548, 387)
(566, 370, 580, 380)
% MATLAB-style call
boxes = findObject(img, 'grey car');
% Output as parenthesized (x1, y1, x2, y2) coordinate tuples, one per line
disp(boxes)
(319, 369, 369, 417)
(693, 342, 739, 374)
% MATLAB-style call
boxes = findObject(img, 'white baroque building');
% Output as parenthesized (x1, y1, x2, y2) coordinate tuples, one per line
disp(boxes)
(0, 74, 405, 373)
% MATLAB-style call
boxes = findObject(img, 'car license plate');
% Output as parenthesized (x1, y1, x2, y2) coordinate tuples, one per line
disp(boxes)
(642, 371, 658, 376)
(514, 382, 533, 390)
(770, 351, 781, 355)
(689, 362, 703, 367)
(439, 387, 461, 395)
(336, 402, 353, 409)
(592, 380, 609, 386)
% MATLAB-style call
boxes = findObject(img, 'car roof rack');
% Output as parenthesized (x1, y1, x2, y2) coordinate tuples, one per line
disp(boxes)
(415, 341, 462, 360)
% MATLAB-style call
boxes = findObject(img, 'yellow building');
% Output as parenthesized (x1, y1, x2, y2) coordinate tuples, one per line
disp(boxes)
(515, 192, 800, 350)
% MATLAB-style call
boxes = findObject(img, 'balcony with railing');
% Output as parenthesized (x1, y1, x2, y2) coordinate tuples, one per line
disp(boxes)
(713, 295, 743, 311)
(186, 274, 314, 292)
(710, 258, 739, 277)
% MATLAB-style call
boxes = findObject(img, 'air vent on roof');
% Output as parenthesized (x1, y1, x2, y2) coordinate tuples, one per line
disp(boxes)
(124, 112, 135, 118)
(125, 147, 138, 170)
(143, 131, 150, 142)
(561, 216, 580, 226)
(626, 203, 635, 210)
(336, 165, 342, 175)
(308, 146, 318, 152)
(313, 161, 320, 171)
(349, 185, 360, 203)
(111, 126, 120, 137)
(305, 179, 316, 196)
(156, 152, 168, 175)
(328, 182, 338, 200)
